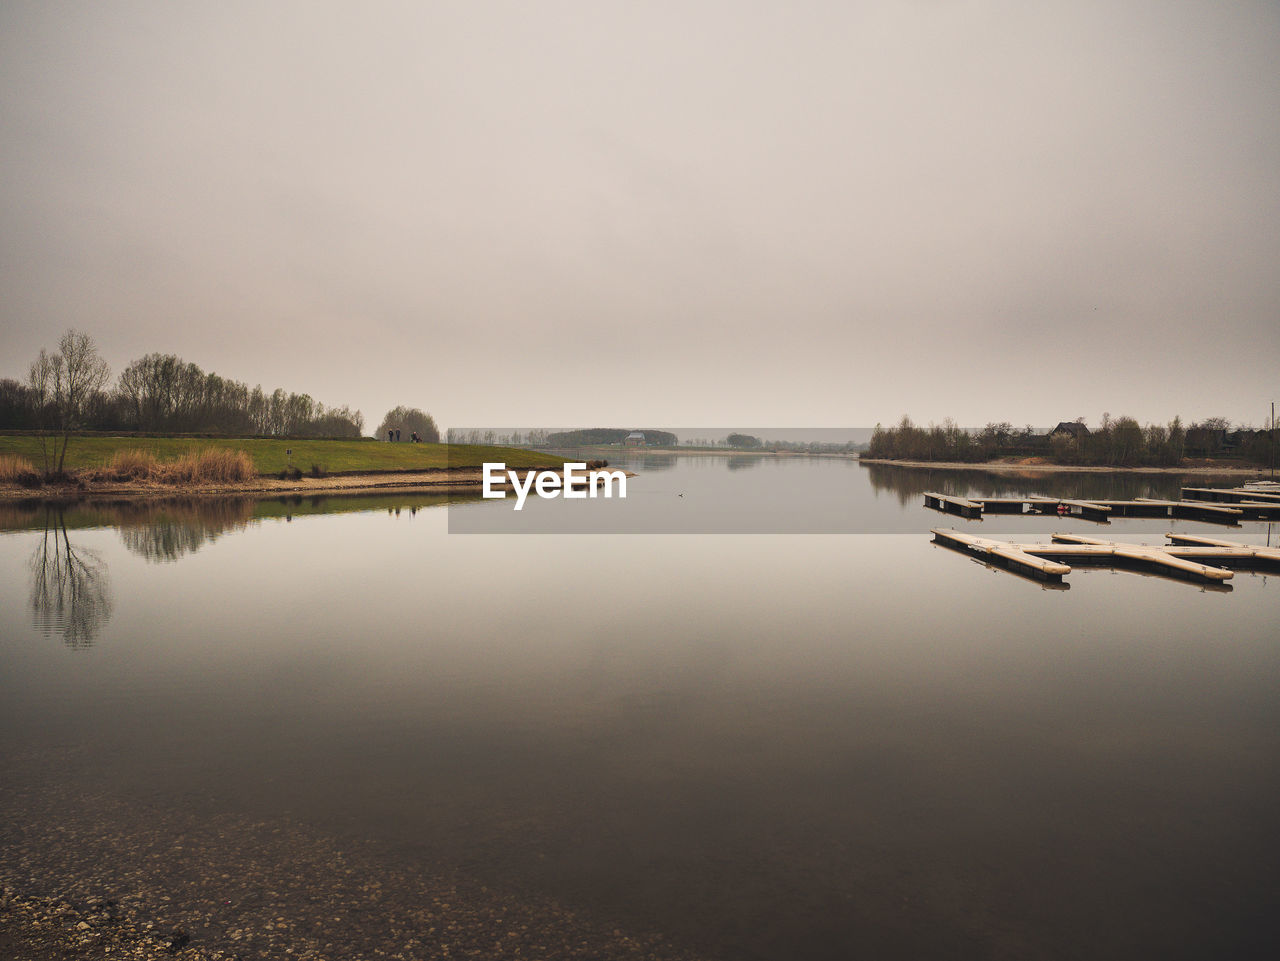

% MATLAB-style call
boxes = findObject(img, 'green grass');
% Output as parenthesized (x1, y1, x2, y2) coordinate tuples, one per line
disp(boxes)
(0, 434, 563, 475)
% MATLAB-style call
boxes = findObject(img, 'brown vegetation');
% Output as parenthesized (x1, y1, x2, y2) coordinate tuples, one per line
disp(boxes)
(0, 453, 41, 486)
(89, 448, 256, 485)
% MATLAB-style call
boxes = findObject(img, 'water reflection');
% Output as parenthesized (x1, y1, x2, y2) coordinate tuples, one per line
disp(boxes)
(937, 544, 1073, 591)
(9, 491, 464, 641)
(2, 459, 1278, 960)
(117, 498, 256, 562)
(5, 493, 468, 649)
(615, 454, 677, 472)
(862, 462, 1246, 506)
(254, 491, 462, 521)
(27, 506, 113, 648)
(0, 492, 464, 537)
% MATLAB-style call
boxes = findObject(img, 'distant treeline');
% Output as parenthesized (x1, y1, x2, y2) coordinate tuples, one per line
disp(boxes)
(1, 352, 364, 437)
(763, 441, 862, 453)
(726, 433, 861, 453)
(866, 416, 1277, 467)
(446, 428, 543, 446)
(545, 428, 679, 447)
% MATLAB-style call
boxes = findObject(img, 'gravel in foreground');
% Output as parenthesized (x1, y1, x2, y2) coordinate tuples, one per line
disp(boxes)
(1, 753, 710, 961)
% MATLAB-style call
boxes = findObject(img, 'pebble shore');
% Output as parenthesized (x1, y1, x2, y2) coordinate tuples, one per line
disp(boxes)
(1, 751, 707, 961)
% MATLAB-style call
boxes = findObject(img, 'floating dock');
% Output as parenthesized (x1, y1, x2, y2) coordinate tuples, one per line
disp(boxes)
(931, 529, 1280, 585)
(1179, 487, 1280, 516)
(920, 490, 1280, 524)
(923, 492, 1111, 521)
(977, 496, 1112, 521)
(1092, 498, 1245, 522)
(922, 492, 984, 518)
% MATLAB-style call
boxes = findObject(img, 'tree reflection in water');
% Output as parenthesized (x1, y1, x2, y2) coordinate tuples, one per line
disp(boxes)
(115, 498, 255, 563)
(860, 461, 1232, 506)
(28, 506, 113, 648)
(13, 493, 457, 648)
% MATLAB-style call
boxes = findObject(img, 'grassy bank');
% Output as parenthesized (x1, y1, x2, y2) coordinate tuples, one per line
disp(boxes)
(0, 434, 562, 476)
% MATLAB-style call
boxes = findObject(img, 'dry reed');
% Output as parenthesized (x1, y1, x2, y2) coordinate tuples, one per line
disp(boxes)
(0, 454, 40, 484)
(104, 448, 161, 480)
(92, 448, 256, 485)
(161, 449, 255, 484)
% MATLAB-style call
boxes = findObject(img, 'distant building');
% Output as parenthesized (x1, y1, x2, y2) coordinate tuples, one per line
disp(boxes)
(624, 431, 646, 447)
(1048, 421, 1090, 441)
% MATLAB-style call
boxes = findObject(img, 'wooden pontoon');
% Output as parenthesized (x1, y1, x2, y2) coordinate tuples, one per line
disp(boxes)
(1176, 487, 1280, 517)
(923, 493, 1258, 525)
(1182, 486, 1280, 505)
(931, 528, 1280, 585)
(922, 492, 984, 519)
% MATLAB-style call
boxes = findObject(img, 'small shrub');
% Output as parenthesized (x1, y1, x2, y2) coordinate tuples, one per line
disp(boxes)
(278, 466, 302, 481)
(309, 464, 327, 478)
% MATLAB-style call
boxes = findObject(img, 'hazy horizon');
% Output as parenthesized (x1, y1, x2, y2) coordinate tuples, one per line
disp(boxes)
(3, 1, 1277, 430)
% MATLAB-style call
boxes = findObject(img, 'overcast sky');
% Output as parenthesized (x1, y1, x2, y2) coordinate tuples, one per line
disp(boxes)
(2, 0, 1277, 431)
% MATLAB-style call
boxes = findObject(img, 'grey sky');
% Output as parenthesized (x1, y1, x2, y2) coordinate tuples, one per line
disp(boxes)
(2, 0, 1278, 431)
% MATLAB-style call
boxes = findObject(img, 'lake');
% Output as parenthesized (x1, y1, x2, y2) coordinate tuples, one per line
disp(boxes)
(2, 456, 1278, 959)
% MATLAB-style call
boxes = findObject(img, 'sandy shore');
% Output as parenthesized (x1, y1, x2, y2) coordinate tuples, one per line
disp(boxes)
(858, 457, 1270, 476)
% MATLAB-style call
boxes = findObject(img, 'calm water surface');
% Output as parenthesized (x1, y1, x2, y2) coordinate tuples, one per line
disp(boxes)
(2, 458, 1278, 959)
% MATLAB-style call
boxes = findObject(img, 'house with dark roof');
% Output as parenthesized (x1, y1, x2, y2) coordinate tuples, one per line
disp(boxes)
(624, 431, 646, 447)
(1048, 421, 1091, 441)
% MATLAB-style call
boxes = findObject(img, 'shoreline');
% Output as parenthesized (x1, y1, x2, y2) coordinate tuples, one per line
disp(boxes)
(857, 457, 1270, 476)
(3, 456, 1270, 501)
(548, 446, 859, 458)
(0, 469, 492, 502)
(0, 465, 636, 503)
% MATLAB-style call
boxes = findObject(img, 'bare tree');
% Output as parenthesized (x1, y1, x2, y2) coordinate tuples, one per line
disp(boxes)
(27, 329, 111, 474)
